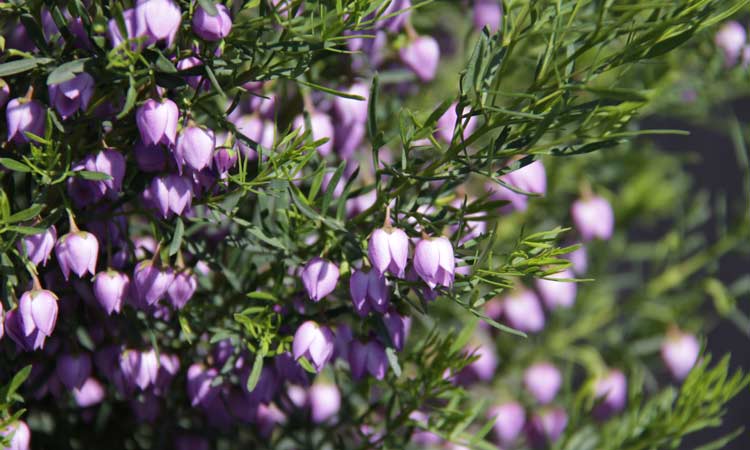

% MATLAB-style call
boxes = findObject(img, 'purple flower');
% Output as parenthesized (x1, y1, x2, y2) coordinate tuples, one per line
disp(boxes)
(154, 353, 181, 395)
(18, 226, 56, 267)
(6, 98, 46, 144)
(18, 288, 59, 339)
(48, 72, 94, 119)
(487, 159, 547, 212)
(348, 339, 388, 380)
(292, 321, 335, 372)
(524, 362, 562, 404)
(716, 21, 747, 66)
(334, 83, 369, 125)
(93, 270, 129, 315)
(535, 268, 577, 310)
(488, 401, 525, 447)
(459, 343, 498, 383)
(378, 0, 412, 32)
(55, 231, 99, 280)
(96, 149, 126, 198)
(134, 140, 168, 172)
(501, 289, 545, 333)
(0, 303, 4, 341)
(133, 261, 174, 306)
(293, 112, 335, 157)
(400, 36, 441, 82)
(137, 0, 182, 47)
(436, 102, 478, 143)
(186, 363, 221, 407)
(0, 421, 30, 450)
(72, 377, 105, 408)
(593, 369, 627, 420)
(120, 348, 160, 391)
(213, 145, 238, 174)
(192, 4, 233, 41)
(175, 125, 215, 173)
(309, 383, 341, 424)
(349, 269, 390, 316)
(301, 257, 340, 302)
(233, 114, 276, 159)
(146, 174, 194, 218)
(567, 244, 587, 275)
(4, 308, 47, 351)
(571, 195, 614, 241)
(56, 353, 92, 390)
(368, 226, 409, 277)
(176, 57, 207, 90)
(135, 98, 179, 146)
(526, 407, 568, 448)
(661, 329, 700, 381)
(382, 309, 409, 351)
(167, 270, 197, 309)
(413, 236, 455, 289)
(473, 0, 502, 33)
(67, 154, 106, 207)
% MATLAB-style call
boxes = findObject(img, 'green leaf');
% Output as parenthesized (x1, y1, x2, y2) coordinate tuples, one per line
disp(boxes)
(6, 204, 43, 224)
(0, 158, 31, 173)
(3, 365, 31, 403)
(169, 218, 185, 256)
(245, 354, 264, 392)
(247, 291, 278, 302)
(0, 58, 52, 78)
(197, 0, 219, 16)
(385, 347, 402, 377)
(77, 170, 113, 181)
(117, 75, 138, 120)
(297, 356, 317, 374)
(47, 58, 90, 86)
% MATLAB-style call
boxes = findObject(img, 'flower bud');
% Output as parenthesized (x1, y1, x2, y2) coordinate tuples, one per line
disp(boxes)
(1, 420, 30, 450)
(535, 268, 576, 310)
(293, 112, 335, 157)
(500, 289, 545, 333)
(55, 231, 99, 280)
(349, 269, 389, 316)
(526, 407, 568, 448)
(487, 159, 547, 212)
(293, 321, 335, 372)
(175, 125, 215, 173)
(146, 174, 194, 218)
(308, 383, 341, 424)
(524, 362, 562, 404)
(400, 35, 441, 82)
(137, 0, 182, 47)
(6, 98, 46, 144)
(135, 98, 179, 146)
(301, 257, 340, 302)
(192, 4, 233, 41)
(348, 339, 388, 380)
(167, 270, 197, 309)
(382, 309, 409, 351)
(18, 288, 59, 339)
(133, 261, 175, 306)
(716, 21, 746, 66)
(96, 149, 126, 198)
(571, 195, 614, 241)
(18, 226, 56, 267)
(56, 353, 92, 390)
(187, 364, 221, 407)
(413, 236, 455, 289)
(368, 226, 409, 278)
(593, 369, 627, 420)
(48, 72, 94, 119)
(473, 0, 502, 33)
(93, 270, 129, 315)
(213, 145, 238, 174)
(661, 329, 700, 381)
(488, 401, 525, 447)
(72, 377, 105, 408)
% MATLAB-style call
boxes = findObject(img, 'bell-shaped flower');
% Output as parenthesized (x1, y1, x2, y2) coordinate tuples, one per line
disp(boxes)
(368, 226, 409, 278)
(473, 0, 502, 33)
(18, 226, 56, 267)
(488, 401, 525, 447)
(55, 230, 99, 280)
(133, 261, 174, 307)
(301, 257, 340, 302)
(175, 125, 215, 173)
(192, 4, 233, 41)
(348, 339, 388, 380)
(6, 98, 46, 144)
(524, 362, 562, 404)
(501, 289, 545, 333)
(56, 353, 92, 390)
(292, 321, 335, 372)
(592, 369, 627, 420)
(308, 383, 341, 424)
(349, 269, 389, 316)
(413, 236, 455, 288)
(661, 329, 700, 381)
(571, 195, 614, 241)
(167, 270, 197, 309)
(48, 72, 94, 119)
(18, 288, 59, 338)
(93, 270, 129, 315)
(535, 268, 577, 310)
(400, 35, 440, 82)
(135, 98, 179, 146)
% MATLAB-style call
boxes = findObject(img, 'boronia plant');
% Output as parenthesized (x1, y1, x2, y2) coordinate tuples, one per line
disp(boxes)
(1, 0, 750, 449)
